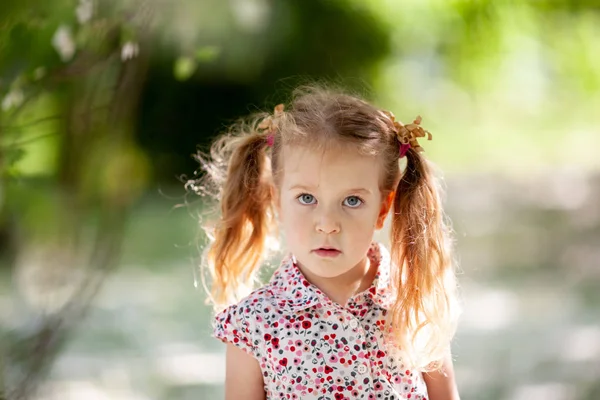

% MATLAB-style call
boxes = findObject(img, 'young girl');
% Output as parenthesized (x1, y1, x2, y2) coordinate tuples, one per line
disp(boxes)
(191, 85, 461, 400)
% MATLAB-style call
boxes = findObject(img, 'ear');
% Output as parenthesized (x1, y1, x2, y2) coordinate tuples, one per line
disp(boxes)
(375, 191, 395, 230)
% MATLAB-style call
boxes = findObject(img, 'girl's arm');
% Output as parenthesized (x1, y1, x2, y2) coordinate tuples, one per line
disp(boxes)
(224, 343, 266, 400)
(422, 352, 460, 400)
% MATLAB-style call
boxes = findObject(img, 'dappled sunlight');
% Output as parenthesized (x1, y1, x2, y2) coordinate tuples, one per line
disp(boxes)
(562, 326, 600, 363)
(511, 383, 574, 400)
(154, 350, 225, 385)
(460, 285, 518, 331)
(14, 244, 87, 314)
(38, 379, 150, 400)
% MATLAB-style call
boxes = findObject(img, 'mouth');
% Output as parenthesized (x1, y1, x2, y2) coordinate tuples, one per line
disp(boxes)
(312, 247, 342, 257)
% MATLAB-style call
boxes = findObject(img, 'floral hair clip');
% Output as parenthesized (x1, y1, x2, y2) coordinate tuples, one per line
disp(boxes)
(382, 111, 433, 158)
(258, 103, 285, 147)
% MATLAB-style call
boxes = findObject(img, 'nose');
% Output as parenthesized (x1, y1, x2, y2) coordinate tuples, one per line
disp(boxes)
(315, 208, 341, 234)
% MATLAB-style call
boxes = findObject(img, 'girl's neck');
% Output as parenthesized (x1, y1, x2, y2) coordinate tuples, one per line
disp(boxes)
(298, 256, 378, 307)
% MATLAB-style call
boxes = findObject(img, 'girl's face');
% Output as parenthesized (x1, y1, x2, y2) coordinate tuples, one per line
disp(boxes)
(276, 145, 393, 280)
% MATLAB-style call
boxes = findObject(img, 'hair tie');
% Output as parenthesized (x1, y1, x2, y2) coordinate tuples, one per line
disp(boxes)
(258, 103, 285, 148)
(399, 143, 411, 158)
(266, 134, 275, 147)
(382, 111, 433, 158)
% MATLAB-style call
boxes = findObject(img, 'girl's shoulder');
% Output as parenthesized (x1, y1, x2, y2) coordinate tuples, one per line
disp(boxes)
(212, 278, 296, 357)
(213, 280, 291, 325)
(213, 253, 323, 334)
(213, 256, 309, 325)
(214, 285, 276, 318)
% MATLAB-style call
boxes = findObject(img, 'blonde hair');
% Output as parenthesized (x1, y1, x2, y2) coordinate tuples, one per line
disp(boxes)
(189, 84, 460, 371)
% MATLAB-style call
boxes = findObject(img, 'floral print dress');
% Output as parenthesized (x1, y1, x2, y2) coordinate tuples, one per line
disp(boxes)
(213, 243, 429, 400)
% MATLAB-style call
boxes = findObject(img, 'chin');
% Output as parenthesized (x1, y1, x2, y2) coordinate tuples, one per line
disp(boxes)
(309, 258, 354, 278)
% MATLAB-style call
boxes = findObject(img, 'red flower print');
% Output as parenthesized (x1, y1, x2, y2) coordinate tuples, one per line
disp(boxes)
(212, 244, 429, 399)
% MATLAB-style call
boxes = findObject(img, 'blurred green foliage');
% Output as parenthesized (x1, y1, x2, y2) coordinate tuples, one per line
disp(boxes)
(2, 0, 599, 181)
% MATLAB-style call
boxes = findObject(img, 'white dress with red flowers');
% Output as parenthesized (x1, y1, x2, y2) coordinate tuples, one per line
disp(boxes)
(213, 243, 429, 400)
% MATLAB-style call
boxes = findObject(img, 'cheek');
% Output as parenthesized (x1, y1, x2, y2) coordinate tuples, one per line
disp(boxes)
(280, 204, 310, 238)
(350, 207, 380, 228)
(344, 210, 381, 240)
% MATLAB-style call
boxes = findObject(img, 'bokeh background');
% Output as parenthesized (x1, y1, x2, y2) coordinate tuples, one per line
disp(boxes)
(1, 0, 599, 399)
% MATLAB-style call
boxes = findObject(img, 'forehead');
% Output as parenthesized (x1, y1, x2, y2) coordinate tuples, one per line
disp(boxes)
(280, 145, 382, 192)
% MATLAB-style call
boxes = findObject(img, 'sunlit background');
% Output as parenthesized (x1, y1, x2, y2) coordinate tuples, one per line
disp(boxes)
(1, 0, 599, 399)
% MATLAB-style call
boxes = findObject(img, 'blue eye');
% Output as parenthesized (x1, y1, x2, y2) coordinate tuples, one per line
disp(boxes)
(298, 193, 316, 205)
(343, 196, 363, 208)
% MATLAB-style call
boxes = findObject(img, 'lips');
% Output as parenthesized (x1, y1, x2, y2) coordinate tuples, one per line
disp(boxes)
(312, 247, 342, 257)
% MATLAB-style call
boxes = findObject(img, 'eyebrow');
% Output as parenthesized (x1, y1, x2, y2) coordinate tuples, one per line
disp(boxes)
(289, 184, 372, 195)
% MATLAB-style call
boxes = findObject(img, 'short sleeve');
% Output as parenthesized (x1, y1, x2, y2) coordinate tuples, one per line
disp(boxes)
(213, 304, 260, 359)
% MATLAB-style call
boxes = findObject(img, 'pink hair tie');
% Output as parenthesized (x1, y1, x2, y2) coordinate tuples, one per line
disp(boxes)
(266, 133, 275, 147)
(399, 143, 411, 158)
(259, 103, 285, 148)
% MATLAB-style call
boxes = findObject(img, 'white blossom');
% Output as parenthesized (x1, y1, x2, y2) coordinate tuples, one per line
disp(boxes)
(121, 42, 139, 61)
(76, 0, 94, 24)
(2, 88, 24, 111)
(52, 25, 76, 62)
(230, 0, 271, 33)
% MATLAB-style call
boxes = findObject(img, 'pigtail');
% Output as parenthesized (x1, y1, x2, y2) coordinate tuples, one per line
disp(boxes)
(194, 117, 276, 308)
(388, 149, 460, 371)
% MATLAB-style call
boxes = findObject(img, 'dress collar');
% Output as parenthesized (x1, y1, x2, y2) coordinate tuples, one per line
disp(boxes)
(269, 242, 394, 311)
